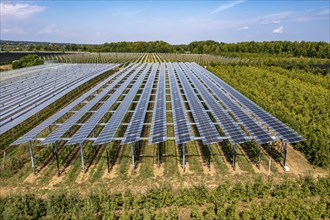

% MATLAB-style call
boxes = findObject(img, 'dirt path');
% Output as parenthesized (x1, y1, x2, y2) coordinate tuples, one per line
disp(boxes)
(285, 144, 327, 177)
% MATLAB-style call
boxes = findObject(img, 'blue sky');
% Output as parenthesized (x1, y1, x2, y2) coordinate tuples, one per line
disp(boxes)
(1, 1, 329, 44)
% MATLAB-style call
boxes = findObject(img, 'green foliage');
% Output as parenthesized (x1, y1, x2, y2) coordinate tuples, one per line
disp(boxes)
(209, 65, 330, 167)
(12, 54, 44, 69)
(0, 176, 329, 219)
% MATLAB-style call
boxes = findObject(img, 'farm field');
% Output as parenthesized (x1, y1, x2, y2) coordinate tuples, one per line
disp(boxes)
(0, 52, 329, 219)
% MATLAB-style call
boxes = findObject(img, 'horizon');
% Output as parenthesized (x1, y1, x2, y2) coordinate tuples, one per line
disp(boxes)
(1, 1, 329, 44)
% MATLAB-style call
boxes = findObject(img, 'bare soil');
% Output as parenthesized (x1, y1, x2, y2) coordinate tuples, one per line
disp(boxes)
(285, 144, 327, 177)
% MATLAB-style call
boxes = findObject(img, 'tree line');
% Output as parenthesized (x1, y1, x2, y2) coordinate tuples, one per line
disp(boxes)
(2, 40, 329, 58)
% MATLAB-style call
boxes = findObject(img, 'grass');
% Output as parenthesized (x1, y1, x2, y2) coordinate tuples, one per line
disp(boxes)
(185, 142, 203, 174)
(138, 141, 154, 178)
(118, 145, 132, 178)
(164, 140, 179, 176)
(235, 146, 255, 173)
(210, 144, 229, 175)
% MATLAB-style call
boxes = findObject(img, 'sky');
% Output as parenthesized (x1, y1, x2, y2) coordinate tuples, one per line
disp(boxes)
(1, 0, 329, 44)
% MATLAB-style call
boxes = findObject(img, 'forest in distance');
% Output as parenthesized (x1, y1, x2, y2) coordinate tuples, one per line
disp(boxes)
(1, 40, 329, 58)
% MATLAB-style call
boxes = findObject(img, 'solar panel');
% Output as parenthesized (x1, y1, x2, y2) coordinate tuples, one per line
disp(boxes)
(39, 64, 135, 145)
(149, 63, 167, 144)
(94, 64, 152, 145)
(167, 63, 193, 145)
(192, 63, 304, 143)
(1, 66, 91, 108)
(174, 63, 222, 145)
(66, 64, 146, 146)
(11, 65, 134, 145)
(188, 63, 273, 144)
(0, 63, 61, 87)
(121, 63, 158, 144)
(180, 63, 248, 145)
(1, 64, 119, 135)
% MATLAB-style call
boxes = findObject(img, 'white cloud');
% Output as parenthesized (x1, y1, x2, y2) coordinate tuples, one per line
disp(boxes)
(1, 27, 25, 34)
(273, 26, 284, 34)
(318, 8, 329, 15)
(209, 0, 246, 15)
(258, 11, 292, 24)
(238, 26, 249, 30)
(39, 24, 62, 34)
(0, 3, 46, 18)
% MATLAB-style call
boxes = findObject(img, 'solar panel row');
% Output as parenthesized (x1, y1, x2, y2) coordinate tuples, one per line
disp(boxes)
(1, 64, 119, 135)
(94, 64, 152, 146)
(11, 64, 134, 145)
(174, 63, 222, 145)
(10, 62, 304, 148)
(188, 63, 274, 145)
(67, 64, 146, 146)
(168, 63, 193, 144)
(40, 64, 136, 145)
(122, 63, 158, 144)
(0, 63, 61, 87)
(192, 63, 304, 143)
(149, 63, 167, 144)
(180, 63, 248, 145)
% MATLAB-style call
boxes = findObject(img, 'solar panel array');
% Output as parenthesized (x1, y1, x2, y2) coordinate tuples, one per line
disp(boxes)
(168, 63, 194, 144)
(122, 63, 158, 144)
(40, 64, 135, 145)
(94, 63, 152, 145)
(1, 63, 119, 135)
(66, 64, 146, 145)
(191, 63, 304, 143)
(11, 62, 304, 147)
(188, 64, 274, 145)
(0, 63, 61, 85)
(180, 63, 248, 145)
(12, 64, 133, 145)
(174, 63, 222, 145)
(149, 63, 167, 144)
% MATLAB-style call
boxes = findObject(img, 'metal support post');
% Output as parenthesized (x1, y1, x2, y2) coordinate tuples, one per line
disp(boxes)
(2, 151, 6, 169)
(79, 143, 85, 173)
(157, 143, 160, 170)
(53, 142, 60, 176)
(182, 143, 186, 172)
(268, 157, 271, 176)
(258, 148, 261, 169)
(48, 125, 52, 134)
(232, 144, 236, 170)
(132, 142, 135, 170)
(207, 144, 211, 170)
(28, 141, 36, 175)
(106, 144, 110, 173)
(283, 142, 287, 167)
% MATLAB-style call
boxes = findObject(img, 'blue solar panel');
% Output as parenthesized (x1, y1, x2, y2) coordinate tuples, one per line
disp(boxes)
(39, 64, 135, 145)
(1, 64, 119, 135)
(94, 63, 152, 146)
(174, 63, 222, 145)
(180, 63, 248, 145)
(149, 63, 167, 144)
(11, 64, 134, 146)
(192, 63, 304, 143)
(66, 64, 146, 145)
(122, 63, 158, 144)
(188, 63, 273, 145)
(168, 63, 193, 145)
